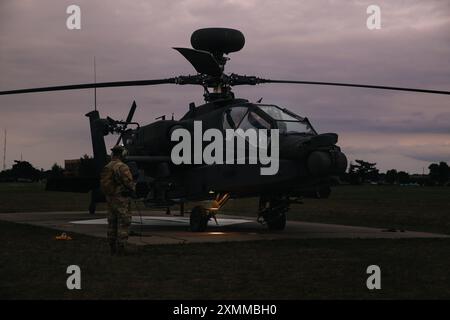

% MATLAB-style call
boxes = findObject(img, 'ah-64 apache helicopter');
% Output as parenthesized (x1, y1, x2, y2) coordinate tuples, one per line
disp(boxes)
(1, 28, 449, 232)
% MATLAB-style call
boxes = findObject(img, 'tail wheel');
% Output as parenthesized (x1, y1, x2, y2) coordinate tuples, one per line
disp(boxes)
(190, 205, 209, 232)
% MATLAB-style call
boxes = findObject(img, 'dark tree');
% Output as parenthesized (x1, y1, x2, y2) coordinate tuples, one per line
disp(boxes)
(10, 160, 41, 181)
(347, 160, 379, 184)
(428, 162, 449, 185)
(438, 162, 449, 184)
(429, 163, 439, 185)
(385, 169, 398, 184)
(397, 171, 410, 184)
(50, 163, 64, 178)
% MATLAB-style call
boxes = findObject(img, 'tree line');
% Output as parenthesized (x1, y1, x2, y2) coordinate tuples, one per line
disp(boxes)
(0, 156, 94, 183)
(345, 160, 449, 186)
(0, 157, 449, 186)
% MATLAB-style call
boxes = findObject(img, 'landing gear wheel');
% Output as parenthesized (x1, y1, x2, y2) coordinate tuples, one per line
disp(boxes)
(266, 212, 286, 230)
(190, 205, 209, 232)
(258, 196, 289, 231)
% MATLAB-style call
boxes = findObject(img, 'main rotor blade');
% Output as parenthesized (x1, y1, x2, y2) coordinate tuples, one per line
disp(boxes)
(0, 78, 177, 95)
(258, 79, 450, 95)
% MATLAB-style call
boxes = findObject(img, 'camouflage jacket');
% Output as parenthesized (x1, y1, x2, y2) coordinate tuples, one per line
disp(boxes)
(100, 159, 136, 197)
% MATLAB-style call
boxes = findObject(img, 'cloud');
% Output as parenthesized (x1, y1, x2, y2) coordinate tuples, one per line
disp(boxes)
(0, 0, 449, 170)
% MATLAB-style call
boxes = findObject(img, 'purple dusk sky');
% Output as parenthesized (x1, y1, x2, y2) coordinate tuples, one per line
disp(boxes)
(0, 0, 449, 173)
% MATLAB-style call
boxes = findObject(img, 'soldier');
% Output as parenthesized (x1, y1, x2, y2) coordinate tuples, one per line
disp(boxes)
(100, 145, 136, 255)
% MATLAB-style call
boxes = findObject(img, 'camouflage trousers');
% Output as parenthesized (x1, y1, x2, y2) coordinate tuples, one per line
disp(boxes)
(106, 196, 132, 246)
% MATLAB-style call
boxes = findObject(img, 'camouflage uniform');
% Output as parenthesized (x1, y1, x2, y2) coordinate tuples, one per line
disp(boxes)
(100, 158, 136, 253)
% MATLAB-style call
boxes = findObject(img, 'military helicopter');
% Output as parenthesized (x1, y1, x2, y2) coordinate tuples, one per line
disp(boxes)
(1, 28, 449, 232)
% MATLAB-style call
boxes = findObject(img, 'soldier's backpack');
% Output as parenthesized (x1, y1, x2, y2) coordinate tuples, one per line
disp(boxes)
(100, 163, 117, 196)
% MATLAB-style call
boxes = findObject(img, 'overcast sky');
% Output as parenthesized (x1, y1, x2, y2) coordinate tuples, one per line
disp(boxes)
(0, 0, 449, 173)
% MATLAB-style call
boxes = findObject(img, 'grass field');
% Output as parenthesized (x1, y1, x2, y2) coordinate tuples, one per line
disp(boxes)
(1, 183, 449, 234)
(1, 220, 450, 299)
(1, 182, 450, 299)
(0, 182, 102, 212)
(222, 185, 450, 235)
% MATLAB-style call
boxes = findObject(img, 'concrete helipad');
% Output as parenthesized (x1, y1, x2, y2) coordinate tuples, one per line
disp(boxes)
(0, 211, 447, 245)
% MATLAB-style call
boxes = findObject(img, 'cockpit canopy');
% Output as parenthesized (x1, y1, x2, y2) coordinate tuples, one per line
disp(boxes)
(222, 103, 316, 135)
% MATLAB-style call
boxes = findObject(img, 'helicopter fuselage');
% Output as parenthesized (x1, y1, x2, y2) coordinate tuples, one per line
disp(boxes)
(123, 98, 347, 204)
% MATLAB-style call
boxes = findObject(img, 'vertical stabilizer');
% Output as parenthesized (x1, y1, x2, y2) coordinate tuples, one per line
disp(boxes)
(85, 110, 107, 214)
(85, 110, 107, 173)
